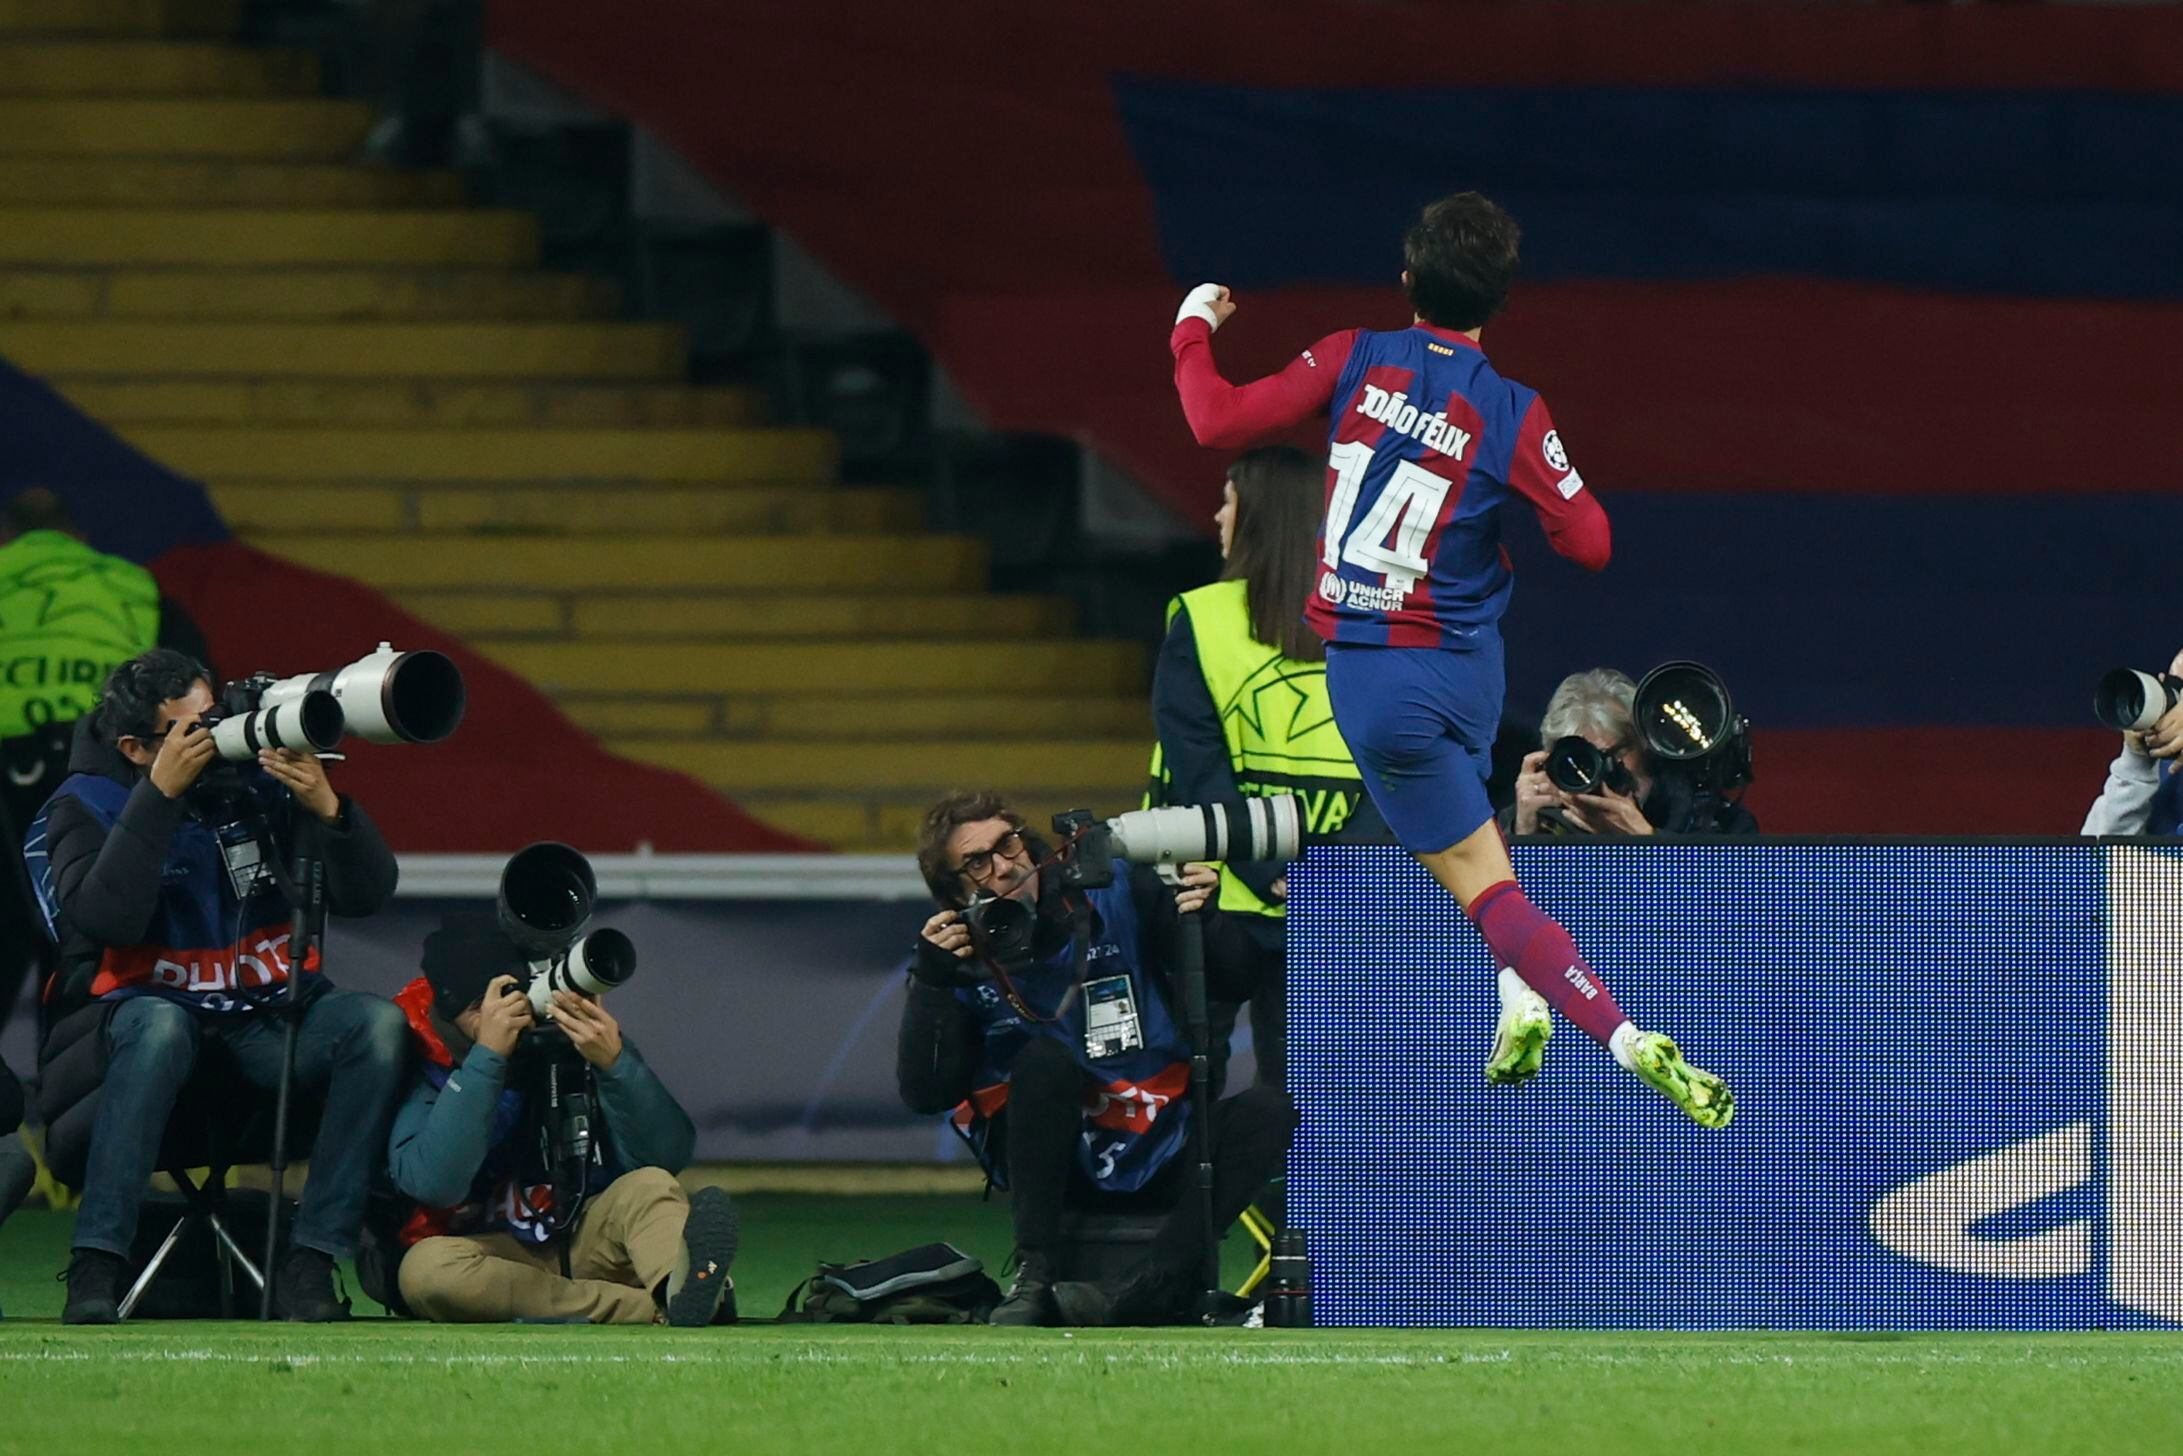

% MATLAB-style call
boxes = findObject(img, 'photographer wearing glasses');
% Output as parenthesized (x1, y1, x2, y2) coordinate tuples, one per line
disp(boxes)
(899, 790, 1298, 1327)
(28, 649, 405, 1323)
(371, 915, 737, 1327)
(1506, 669, 1760, 840)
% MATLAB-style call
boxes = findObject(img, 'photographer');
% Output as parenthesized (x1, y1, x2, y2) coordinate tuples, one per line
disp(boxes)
(2084, 648, 2183, 835)
(899, 790, 1297, 1328)
(1505, 669, 1760, 839)
(29, 649, 404, 1324)
(376, 916, 737, 1326)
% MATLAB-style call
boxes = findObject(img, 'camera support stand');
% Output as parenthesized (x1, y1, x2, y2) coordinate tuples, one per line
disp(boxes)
(1164, 872, 1223, 1323)
(259, 826, 324, 1321)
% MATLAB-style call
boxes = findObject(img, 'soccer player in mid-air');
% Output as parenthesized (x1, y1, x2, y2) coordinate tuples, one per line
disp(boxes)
(1167, 191, 1732, 1127)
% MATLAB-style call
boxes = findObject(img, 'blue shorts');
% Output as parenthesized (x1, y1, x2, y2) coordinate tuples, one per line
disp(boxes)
(1324, 637, 1505, 854)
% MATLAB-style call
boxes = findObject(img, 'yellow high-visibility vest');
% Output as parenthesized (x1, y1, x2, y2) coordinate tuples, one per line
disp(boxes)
(0, 531, 159, 741)
(1145, 579, 1366, 918)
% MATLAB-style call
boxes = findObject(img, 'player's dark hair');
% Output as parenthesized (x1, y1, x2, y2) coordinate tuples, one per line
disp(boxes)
(1403, 192, 1521, 331)
(1223, 446, 1326, 664)
(95, 648, 211, 745)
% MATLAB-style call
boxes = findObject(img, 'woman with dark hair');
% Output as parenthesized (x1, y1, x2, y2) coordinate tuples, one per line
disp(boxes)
(1145, 446, 1379, 1089)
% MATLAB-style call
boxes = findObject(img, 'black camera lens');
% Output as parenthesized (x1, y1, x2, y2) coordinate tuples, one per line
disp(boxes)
(962, 893, 1037, 968)
(1545, 735, 1609, 794)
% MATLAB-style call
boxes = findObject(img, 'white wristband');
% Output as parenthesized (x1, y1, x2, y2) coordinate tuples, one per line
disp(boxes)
(1176, 283, 1226, 331)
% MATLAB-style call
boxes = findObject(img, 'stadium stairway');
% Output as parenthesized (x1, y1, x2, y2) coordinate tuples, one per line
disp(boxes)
(0, 0, 1152, 850)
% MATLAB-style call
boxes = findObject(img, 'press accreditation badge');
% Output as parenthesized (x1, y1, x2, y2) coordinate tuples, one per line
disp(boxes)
(217, 824, 274, 901)
(1083, 975, 1145, 1060)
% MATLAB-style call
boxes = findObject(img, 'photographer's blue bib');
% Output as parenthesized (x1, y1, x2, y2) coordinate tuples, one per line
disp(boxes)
(24, 773, 312, 1014)
(952, 868, 1193, 1194)
(2152, 763, 2183, 835)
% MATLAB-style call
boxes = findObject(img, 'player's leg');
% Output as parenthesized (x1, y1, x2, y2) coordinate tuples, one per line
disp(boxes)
(1326, 643, 1731, 1125)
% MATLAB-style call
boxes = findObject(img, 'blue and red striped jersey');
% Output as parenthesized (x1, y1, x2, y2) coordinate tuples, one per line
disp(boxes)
(1172, 317, 1610, 649)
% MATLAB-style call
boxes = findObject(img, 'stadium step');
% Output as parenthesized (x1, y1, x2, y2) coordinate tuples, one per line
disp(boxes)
(0, 41, 316, 96)
(0, 0, 241, 38)
(610, 738, 1152, 794)
(209, 483, 919, 535)
(0, 22, 1155, 853)
(139, 425, 837, 481)
(472, 640, 1144, 696)
(0, 98, 371, 158)
(555, 691, 1146, 740)
(0, 320, 688, 376)
(248, 533, 988, 592)
(0, 209, 538, 266)
(397, 591, 1076, 641)
(47, 377, 764, 426)
(0, 266, 608, 321)
(0, 158, 463, 208)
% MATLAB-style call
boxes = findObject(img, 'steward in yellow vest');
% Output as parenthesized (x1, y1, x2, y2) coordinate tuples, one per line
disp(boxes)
(1144, 447, 1386, 1094)
(1145, 578, 1369, 918)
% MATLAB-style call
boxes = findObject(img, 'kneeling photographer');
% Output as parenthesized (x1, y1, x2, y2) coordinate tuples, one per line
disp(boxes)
(372, 846, 736, 1327)
(1506, 665, 1759, 839)
(900, 790, 1298, 1328)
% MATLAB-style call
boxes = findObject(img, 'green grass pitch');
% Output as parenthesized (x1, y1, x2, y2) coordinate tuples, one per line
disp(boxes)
(4, 1198, 2180, 1455)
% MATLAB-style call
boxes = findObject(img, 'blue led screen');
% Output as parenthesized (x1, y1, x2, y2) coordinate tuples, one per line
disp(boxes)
(1286, 842, 2183, 1329)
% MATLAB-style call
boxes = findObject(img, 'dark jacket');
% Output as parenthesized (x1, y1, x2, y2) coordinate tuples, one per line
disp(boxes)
(896, 864, 1258, 1117)
(0, 1058, 20, 1138)
(32, 716, 398, 1018)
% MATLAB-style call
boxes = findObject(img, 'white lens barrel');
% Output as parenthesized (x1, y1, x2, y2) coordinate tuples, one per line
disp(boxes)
(209, 689, 345, 762)
(263, 643, 466, 746)
(2096, 669, 2179, 733)
(1106, 795, 1302, 865)
(566, 928, 636, 995)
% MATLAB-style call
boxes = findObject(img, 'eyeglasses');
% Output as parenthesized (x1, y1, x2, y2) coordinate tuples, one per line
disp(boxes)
(953, 828, 1025, 882)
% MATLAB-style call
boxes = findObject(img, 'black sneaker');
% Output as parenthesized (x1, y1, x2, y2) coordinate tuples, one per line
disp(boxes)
(710, 1277, 740, 1326)
(663, 1187, 740, 1327)
(61, 1249, 127, 1325)
(274, 1247, 352, 1322)
(988, 1251, 1055, 1327)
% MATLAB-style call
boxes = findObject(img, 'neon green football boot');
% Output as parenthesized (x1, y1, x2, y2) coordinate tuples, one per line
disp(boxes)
(1627, 1031, 1735, 1129)
(1485, 984, 1553, 1085)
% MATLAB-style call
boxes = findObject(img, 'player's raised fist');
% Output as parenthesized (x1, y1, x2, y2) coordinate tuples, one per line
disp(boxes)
(1176, 283, 1236, 331)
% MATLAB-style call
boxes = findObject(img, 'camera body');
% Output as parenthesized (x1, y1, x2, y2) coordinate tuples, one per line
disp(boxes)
(1544, 735, 1637, 798)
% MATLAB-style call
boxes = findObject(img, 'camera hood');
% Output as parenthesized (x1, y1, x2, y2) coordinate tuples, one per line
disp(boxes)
(497, 841, 597, 960)
(1633, 660, 1753, 790)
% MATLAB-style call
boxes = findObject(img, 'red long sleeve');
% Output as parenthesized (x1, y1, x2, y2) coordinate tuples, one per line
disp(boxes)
(1507, 396, 1611, 571)
(1169, 319, 1357, 451)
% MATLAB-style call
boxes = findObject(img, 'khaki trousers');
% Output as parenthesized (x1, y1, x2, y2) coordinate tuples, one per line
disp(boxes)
(398, 1166, 689, 1324)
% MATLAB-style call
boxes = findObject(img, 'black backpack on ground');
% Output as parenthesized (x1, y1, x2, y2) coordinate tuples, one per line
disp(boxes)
(779, 1242, 1001, 1324)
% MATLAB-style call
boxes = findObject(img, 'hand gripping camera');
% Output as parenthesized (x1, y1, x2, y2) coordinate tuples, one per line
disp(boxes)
(204, 643, 468, 762)
(496, 842, 637, 1017)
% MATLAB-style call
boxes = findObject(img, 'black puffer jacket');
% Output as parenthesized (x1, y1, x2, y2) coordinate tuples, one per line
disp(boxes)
(34, 716, 399, 1019)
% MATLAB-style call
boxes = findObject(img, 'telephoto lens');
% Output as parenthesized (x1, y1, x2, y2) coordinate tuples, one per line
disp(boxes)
(2095, 669, 2183, 733)
(1263, 1228, 1313, 1328)
(1544, 735, 1609, 795)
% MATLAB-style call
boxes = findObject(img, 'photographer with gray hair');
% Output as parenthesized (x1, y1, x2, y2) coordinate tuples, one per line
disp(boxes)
(1505, 668, 1759, 839)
